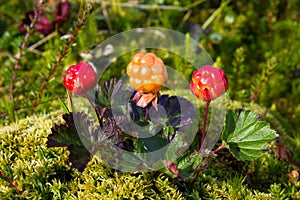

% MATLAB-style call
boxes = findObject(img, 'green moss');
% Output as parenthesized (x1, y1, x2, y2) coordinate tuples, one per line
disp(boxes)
(0, 110, 299, 199)
(0, 111, 184, 199)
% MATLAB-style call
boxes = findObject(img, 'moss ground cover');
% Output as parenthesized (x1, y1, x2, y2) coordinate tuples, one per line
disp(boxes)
(0, 109, 299, 199)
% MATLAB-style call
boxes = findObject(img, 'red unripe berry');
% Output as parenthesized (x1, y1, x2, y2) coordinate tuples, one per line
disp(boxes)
(62, 62, 97, 95)
(190, 65, 228, 101)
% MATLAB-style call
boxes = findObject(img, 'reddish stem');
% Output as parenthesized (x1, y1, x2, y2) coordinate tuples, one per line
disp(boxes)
(145, 106, 150, 121)
(10, 9, 38, 102)
(30, 12, 89, 115)
(0, 168, 23, 195)
(249, 63, 274, 101)
(200, 100, 211, 150)
(214, 144, 224, 154)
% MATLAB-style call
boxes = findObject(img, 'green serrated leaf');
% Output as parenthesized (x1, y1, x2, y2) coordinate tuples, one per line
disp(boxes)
(175, 151, 204, 180)
(221, 109, 239, 140)
(177, 152, 194, 170)
(222, 110, 278, 160)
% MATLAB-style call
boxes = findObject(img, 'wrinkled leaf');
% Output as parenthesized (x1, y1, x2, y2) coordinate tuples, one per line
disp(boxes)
(140, 134, 168, 152)
(175, 151, 204, 180)
(112, 94, 196, 153)
(156, 95, 195, 131)
(95, 78, 118, 107)
(222, 110, 278, 160)
(47, 113, 94, 172)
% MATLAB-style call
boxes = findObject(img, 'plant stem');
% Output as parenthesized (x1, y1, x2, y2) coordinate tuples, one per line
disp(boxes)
(191, 144, 224, 188)
(99, 0, 206, 11)
(10, 7, 38, 102)
(214, 144, 224, 154)
(201, 0, 231, 30)
(190, 164, 201, 189)
(249, 57, 276, 101)
(0, 168, 23, 195)
(30, 10, 90, 116)
(200, 100, 211, 150)
(83, 93, 103, 128)
(192, 100, 212, 188)
(145, 106, 150, 121)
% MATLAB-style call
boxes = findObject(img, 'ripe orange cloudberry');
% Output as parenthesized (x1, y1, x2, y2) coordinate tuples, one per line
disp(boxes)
(127, 52, 168, 93)
(127, 53, 168, 110)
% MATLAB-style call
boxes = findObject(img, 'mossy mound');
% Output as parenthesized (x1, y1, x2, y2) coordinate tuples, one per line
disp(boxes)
(0, 109, 299, 199)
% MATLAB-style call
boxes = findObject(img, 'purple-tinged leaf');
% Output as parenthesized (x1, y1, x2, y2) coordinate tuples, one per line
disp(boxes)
(47, 113, 93, 172)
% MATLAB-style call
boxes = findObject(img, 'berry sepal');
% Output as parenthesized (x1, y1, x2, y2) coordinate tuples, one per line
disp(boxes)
(132, 91, 159, 110)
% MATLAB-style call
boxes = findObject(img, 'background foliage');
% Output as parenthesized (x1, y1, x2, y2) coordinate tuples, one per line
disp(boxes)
(0, 0, 300, 198)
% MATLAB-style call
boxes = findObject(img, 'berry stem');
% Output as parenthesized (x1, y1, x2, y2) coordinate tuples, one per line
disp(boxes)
(200, 100, 211, 150)
(83, 93, 103, 127)
(30, 7, 91, 115)
(145, 105, 150, 121)
(214, 144, 224, 154)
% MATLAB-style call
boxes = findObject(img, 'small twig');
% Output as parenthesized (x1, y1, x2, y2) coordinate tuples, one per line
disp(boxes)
(0, 96, 67, 120)
(178, 9, 192, 29)
(0, 168, 23, 195)
(191, 143, 224, 189)
(30, 10, 91, 115)
(231, 48, 244, 97)
(201, 0, 231, 30)
(27, 48, 43, 55)
(98, 0, 206, 11)
(10, 8, 38, 102)
(18, 96, 67, 112)
(27, 31, 57, 53)
(100, 1, 185, 11)
(0, 51, 17, 63)
(249, 75, 268, 101)
(101, 0, 114, 34)
(190, 166, 201, 189)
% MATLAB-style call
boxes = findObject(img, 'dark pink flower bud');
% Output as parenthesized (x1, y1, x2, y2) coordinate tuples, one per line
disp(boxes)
(19, 10, 54, 36)
(54, 0, 71, 26)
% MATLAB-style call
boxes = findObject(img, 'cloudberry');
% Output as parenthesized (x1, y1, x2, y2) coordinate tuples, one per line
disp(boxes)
(127, 53, 168, 93)
(63, 62, 97, 95)
(190, 65, 228, 101)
